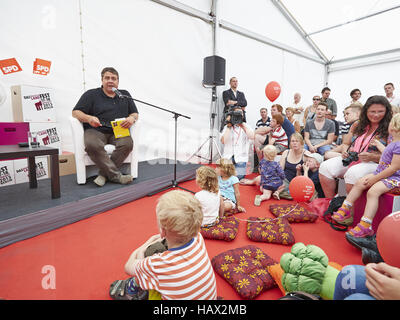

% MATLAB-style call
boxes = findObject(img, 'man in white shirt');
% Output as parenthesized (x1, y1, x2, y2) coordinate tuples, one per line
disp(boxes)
(384, 82, 400, 107)
(292, 92, 305, 130)
(220, 107, 254, 180)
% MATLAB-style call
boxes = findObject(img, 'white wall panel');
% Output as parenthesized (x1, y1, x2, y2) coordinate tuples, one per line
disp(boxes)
(80, 0, 213, 162)
(218, 0, 319, 58)
(329, 61, 400, 121)
(0, 0, 82, 152)
(218, 28, 324, 128)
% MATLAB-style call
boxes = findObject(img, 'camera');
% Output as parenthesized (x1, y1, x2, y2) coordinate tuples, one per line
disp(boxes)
(225, 110, 244, 126)
(342, 151, 359, 167)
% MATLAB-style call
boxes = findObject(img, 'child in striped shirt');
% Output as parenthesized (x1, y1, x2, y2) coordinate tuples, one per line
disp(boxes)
(268, 113, 288, 154)
(115, 190, 218, 300)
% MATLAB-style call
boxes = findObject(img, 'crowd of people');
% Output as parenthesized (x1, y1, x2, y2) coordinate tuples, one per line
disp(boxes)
(218, 77, 400, 242)
(73, 68, 400, 300)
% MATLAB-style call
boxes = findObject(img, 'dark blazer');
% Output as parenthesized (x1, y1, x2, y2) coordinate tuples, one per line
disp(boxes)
(222, 89, 247, 113)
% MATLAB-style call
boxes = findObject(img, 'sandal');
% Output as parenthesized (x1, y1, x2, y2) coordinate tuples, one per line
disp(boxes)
(347, 223, 374, 238)
(254, 195, 261, 206)
(272, 191, 280, 200)
(332, 207, 353, 226)
(109, 278, 148, 300)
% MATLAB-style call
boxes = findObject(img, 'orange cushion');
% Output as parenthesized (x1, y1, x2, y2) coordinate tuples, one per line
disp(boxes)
(267, 263, 285, 295)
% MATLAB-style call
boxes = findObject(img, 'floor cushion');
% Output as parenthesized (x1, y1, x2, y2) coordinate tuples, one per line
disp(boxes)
(247, 217, 295, 245)
(200, 216, 239, 241)
(211, 245, 277, 299)
(269, 203, 318, 223)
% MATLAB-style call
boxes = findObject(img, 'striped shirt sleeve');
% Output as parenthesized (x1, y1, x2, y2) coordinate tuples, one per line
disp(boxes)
(132, 234, 217, 300)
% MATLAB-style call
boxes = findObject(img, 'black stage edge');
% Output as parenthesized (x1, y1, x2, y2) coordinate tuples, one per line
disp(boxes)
(0, 159, 200, 248)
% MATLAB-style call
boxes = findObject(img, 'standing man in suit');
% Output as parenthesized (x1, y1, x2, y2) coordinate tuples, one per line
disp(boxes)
(221, 77, 247, 131)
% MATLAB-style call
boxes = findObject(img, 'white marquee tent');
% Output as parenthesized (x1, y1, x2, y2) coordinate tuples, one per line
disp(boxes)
(1, 0, 399, 163)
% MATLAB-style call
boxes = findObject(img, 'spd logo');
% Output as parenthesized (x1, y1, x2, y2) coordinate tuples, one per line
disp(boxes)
(0, 58, 22, 75)
(33, 58, 51, 75)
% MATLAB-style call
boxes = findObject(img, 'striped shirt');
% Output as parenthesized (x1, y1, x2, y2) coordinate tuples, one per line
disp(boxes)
(271, 126, 288, 147)
(133, 234, 217, 300)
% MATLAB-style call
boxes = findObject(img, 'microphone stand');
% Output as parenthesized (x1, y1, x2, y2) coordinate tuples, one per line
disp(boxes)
(119, 93, 194, 195)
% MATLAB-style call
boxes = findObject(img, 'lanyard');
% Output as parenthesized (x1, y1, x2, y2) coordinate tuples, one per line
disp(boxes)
(232, 126, 242, 146)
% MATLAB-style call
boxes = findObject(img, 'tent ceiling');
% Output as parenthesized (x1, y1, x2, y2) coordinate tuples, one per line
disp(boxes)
(280, 0, 400, 61)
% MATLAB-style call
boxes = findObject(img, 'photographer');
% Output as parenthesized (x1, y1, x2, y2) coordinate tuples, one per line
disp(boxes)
(319, 96, 392, 198)
(220, 107, 254, 180)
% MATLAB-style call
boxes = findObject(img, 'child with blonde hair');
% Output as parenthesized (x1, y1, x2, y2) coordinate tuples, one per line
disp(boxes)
(254, 145, 285, 206)
(194, 166, 224, 227)
(115, 190, 217, 300)
(215, 158, 246, 214)
(333, 113, 400, 238)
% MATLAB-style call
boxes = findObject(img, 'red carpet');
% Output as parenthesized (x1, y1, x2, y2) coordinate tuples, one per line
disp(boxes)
(0, 175, 362, 300)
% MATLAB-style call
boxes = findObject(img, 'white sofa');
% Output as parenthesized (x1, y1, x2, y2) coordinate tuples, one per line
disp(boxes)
(69, 116, 139, 184)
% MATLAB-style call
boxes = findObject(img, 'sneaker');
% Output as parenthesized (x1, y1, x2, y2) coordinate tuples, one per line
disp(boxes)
(94, 175, 107, 187)
(345, 233, 378, 251)
(361, 247, 384, 265)
(254, 195, 261, 206)
(109, 278, 148, 300)
(119, 174, 133, 185)
(110, 174, 133, 185)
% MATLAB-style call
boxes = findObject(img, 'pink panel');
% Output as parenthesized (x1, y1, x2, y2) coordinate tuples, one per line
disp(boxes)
(353, 192, 396, 232)
(0, 122, 30, 145)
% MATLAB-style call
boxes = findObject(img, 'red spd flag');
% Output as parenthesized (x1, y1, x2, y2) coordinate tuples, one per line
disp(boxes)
(0, 58, 22, 75)
(33, 58, 51, 75)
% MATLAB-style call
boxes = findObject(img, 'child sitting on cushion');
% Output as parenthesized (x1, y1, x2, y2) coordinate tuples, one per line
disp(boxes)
(113, 190, 218, 300)
(216, 158, 246, 214)
(254, 145, 285, 206)
(296, 152, 325, 198)
(194, 166, 224, 227)
(332, 113, 400, 238)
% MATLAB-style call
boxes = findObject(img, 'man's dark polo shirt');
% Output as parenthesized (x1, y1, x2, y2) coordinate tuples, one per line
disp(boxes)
(73, 87, 138, 134)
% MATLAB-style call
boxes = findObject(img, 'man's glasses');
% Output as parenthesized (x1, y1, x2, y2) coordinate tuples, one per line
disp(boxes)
(313, 98, 320, 101)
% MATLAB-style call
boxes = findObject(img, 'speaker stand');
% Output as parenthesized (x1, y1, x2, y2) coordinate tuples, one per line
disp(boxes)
(187, 86, 222, 164)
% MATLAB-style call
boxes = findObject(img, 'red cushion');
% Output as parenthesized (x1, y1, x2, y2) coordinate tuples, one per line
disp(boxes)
(246, 217, 295, 245)
(200, 216, 239, 241)
(211, 245, 277, 299)
(269, 203, 318, 223)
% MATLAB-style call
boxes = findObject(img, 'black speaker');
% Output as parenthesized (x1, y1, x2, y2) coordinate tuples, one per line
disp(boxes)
(203, 55, 225, 86)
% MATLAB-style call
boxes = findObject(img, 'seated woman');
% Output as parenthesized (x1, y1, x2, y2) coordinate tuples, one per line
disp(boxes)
(332, 113, 400, 237)
(319, 95, 392, 198)
(285, 107, 301, 133)
(240, 132, 307, 200)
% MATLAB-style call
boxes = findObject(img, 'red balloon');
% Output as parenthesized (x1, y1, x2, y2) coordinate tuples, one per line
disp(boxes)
(265, 81, 281, 102)
(376, 211, 400, 267)
(289, 176, 315, 202)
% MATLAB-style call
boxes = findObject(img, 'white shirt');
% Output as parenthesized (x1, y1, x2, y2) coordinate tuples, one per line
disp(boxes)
(195, 190, 221, 226)
(220, 123, 254, 163)
(387, 95, 400, 107)
(292, 102, 305, 126)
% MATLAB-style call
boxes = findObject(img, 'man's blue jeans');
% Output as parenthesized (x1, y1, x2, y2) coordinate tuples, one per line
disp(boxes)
(231, 156, 246, 180)
(304, 144, 332, 155)
(333, 265, 375, 300)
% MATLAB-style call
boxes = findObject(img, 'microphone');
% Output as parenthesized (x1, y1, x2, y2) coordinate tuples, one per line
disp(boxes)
(112, 87, 124, 98)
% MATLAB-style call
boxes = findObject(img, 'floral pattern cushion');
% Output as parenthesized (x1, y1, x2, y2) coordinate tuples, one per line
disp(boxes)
(389, 187, 400, 195)
(246, 217, 295, 245)
(211, 245, 277, 299)
(200, 216, 239, 241)
(269, 203, 318, 223)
